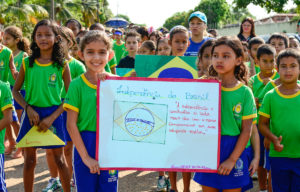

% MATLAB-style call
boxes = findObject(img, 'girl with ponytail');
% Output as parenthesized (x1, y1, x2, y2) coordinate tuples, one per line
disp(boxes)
(2, 26, 30, 158)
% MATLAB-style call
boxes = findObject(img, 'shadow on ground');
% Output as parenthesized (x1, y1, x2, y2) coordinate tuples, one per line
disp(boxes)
(5, 150, 258, 192)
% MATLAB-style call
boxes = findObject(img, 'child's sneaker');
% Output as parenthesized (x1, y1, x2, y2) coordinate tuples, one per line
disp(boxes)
(252, 172, 258, 180)
(70, 179, 76, 192)
(42, 177, 62, 192)
(156, 175, 170, 192)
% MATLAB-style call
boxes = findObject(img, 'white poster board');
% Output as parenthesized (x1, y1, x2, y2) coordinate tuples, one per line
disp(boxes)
(97, 77, 221, 172)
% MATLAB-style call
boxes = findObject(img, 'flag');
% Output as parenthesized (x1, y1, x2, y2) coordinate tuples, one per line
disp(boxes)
(116, 68, 135, 77)
(135, 55, 198, 79)
(16, 126, 65, 148)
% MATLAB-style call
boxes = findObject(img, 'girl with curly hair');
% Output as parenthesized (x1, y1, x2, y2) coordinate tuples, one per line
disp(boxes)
(12, 19, 71, 192)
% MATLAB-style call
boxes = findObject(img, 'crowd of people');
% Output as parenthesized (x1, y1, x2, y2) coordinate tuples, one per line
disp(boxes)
(0, 10, 299, 192)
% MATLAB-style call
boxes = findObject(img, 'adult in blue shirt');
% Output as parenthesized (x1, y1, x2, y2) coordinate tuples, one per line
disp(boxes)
(185, 11, 211, 56)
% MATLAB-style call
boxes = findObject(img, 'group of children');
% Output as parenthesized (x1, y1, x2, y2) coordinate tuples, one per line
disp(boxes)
(0, 10, 298, 192)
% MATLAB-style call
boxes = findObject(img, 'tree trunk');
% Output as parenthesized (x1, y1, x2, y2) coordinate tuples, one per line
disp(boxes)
(50, 0, 55, 20)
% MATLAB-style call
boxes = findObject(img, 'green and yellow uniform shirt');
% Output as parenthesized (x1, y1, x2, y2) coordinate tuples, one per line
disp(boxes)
(249, 72, 279, 99)
(258, 80, 300, 105)
(23, 57, 65, 107)
(259, 88, 300, 158)
(61, 57, 86, 99)
(0, 81, 13, 153)
(121, 50, 129, 60)
(8, 51, 26, 89)
(0, 46, 13, 83)
(63, 74, 97, 132)
(249, 72, 279, 123)
(257, 80, 277, 105)
(221, 83, 257, 136)
(108, 51, 117, 70)
(255, 64, 260, 74)
(113, 42, 126, 65)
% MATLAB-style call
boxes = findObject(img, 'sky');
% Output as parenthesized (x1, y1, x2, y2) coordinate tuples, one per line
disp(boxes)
(107, 0, 296, 28)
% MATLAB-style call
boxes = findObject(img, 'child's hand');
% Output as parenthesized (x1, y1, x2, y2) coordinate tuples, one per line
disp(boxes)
(130, 72, 137, 77)
(264, 138, 271, 150)
(273, 136, 284, 152)
(262, 78, 271, 85)
(83, 156, 100, 175)
(97, 72, 118, 81)
(27, 106, 40, 126)
(97, 72, 110, 81)
(218, 158, 236, 175)
(38, 116, 54, 132)
(248, 158, 259, 176)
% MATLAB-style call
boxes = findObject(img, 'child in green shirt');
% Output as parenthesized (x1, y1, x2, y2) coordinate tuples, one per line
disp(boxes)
(259, 48, 300, 191)
(248, 37, 265, 75)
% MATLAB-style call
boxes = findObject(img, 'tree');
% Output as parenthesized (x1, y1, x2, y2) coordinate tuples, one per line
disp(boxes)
(228, 7, 256, 24)
(163, 12, 187, 30)
(233, 0, 300, 13)
(193, 0, 231, 29)
(0, 0, 48, 37)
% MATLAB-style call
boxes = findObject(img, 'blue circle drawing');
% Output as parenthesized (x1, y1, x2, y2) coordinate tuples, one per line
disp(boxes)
(158, 68, 193, 79)
(124, 108, 155, 137)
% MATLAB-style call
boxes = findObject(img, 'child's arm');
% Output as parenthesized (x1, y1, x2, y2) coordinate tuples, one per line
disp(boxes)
(218, 119, 252, 175)
(0, 108, 12, 131)
(259, 116, 283, 152)
(12, 63, 40, 125)
(67, 109, 100, 174)
(249, 124, 260, 176)
(9, 55, 18, 80)
(38, 65, 71, 132)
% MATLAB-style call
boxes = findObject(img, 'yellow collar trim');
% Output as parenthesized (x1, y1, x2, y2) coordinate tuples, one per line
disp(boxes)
(81, 74, 97, 89)
(270, 80, 277, 88)
(257, 71, 277, 83)
(270, 71, 278, 79)
(275, 87, 300, 99)
(66, 57, 73, 63)
(35, 59, 52, 66)
(222, 82, 243, 91)
(0, 45, 5, 54)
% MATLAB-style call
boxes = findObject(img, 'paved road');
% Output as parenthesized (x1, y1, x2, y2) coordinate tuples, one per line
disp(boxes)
(5, 149, 259, 192)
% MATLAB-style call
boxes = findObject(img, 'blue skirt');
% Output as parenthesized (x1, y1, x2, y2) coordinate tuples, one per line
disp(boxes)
(194, 135, 249, 189)
(16, 105, 66, 149)
(73, 131, 118, 192)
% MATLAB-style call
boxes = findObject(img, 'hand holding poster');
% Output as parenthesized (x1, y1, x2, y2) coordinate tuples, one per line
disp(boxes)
(97, 77, 220, 172)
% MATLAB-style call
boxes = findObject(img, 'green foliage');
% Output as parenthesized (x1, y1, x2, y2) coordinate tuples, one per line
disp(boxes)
(194, 0, 231, 29)
(233, 0, 299, 13)
(163, 12, 187, 30)
(1, 0, 114, 32)
(0, 0, 48, 38)
(163, 0, 257, 30)
(227, 7, 256, 24)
